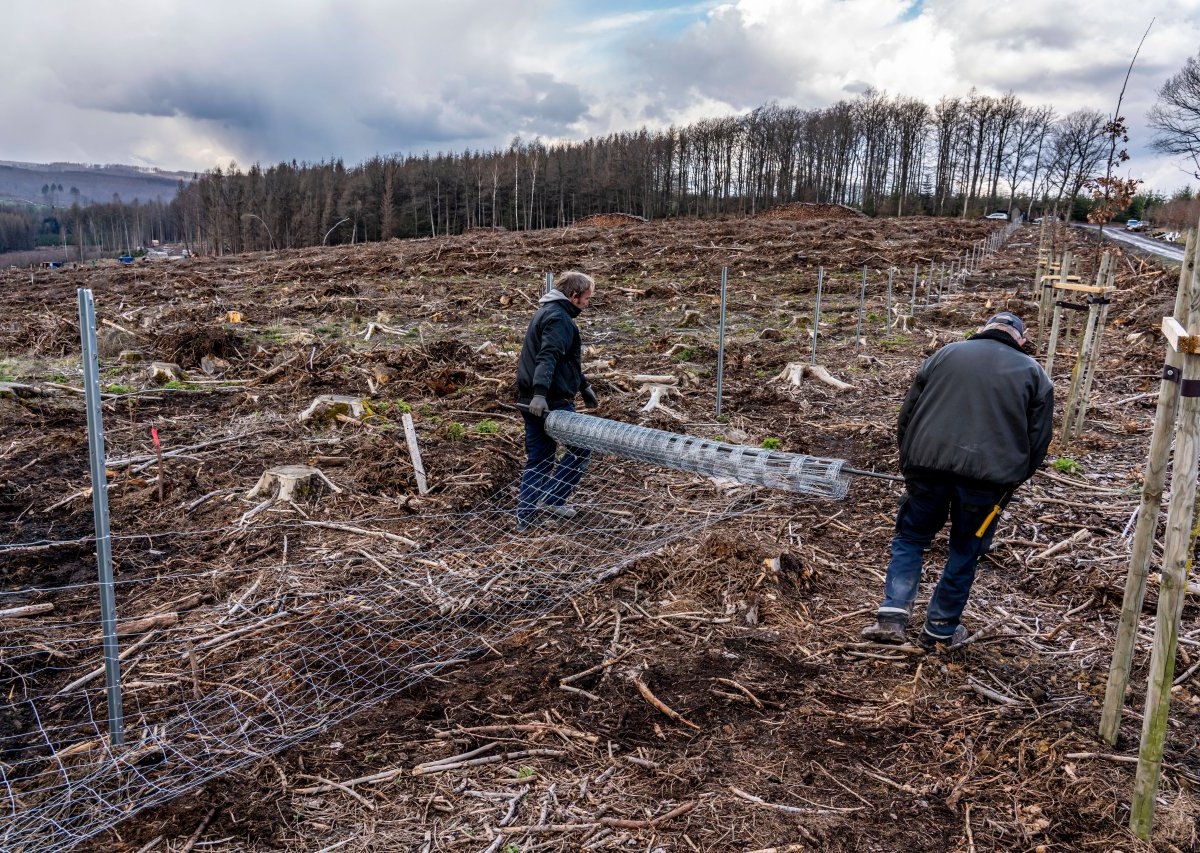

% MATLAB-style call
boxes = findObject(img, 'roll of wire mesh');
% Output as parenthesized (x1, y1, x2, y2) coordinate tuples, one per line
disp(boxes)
(545, 410, 850, 499)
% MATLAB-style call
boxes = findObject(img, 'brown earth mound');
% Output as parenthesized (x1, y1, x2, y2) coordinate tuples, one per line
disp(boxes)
(759, 202, 867, 221)
(574, 212, 648, 226)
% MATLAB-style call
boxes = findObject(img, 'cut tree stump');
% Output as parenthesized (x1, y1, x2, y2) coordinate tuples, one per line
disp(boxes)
(639, 383, 685, 420)
(776, 362, 854, 391)
(200, 355, 230, 376)
(298, 395, 366, 423)
(148, 362, 183, 384)
(890, 308, 914, 333)
(245, 465, 343, 503)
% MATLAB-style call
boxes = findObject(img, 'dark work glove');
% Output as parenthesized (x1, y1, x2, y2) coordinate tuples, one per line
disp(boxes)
(529, 395, 549, 417)
(580, 386, 598, 409)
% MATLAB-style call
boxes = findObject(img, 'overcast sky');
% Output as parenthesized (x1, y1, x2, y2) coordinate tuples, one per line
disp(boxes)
(3, 0, 1198, 193)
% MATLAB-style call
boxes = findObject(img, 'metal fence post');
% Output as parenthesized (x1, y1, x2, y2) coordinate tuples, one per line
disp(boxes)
(885, 268, 894, 334)
(715, 266, 728, 419)
(544, 272, 554, 295)
(77, 288, 124, 746)
(811, 267, 823, 364)
(855, 266, 867, 346)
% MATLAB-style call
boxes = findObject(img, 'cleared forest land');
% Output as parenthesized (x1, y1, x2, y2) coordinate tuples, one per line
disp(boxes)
(1, 215, 1197, 851)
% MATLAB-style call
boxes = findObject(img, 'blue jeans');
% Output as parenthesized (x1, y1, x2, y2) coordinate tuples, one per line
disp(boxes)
(517, 402, 592, 523)
(878, 476, 1008, 639)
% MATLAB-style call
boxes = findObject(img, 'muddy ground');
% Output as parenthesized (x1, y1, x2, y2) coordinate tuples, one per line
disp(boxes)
(2, 215, 1198, 852)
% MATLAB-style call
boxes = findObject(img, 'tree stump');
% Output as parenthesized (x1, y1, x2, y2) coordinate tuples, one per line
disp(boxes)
(890, 307, 914, 333)
(245, 465, 343, 503)
(640, 383, 676, 413)
(200, 355, 229, 376)
(776, 362, 854, 391)
(148, 362, 183, 384)
(298, 395, 366, 423)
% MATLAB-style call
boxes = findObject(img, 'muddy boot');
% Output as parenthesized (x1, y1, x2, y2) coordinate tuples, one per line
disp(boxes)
(918, 623, 968, 651)
(861, 615, 908, 644)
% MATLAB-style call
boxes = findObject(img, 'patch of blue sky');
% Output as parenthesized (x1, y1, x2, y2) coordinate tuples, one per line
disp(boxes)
(568, 0, 718, 38)
(898, 0, 924, 22)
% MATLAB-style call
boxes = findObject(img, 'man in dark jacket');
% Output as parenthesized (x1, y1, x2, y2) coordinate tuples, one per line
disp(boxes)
(515, 270, 599, 531)
(862, 312, 1054, 649)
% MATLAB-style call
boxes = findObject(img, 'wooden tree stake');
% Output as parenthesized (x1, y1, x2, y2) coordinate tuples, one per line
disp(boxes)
(1130, 221, 1200, 840)
(402, 413, 429, 495)
(1101, 232, 1196, 746)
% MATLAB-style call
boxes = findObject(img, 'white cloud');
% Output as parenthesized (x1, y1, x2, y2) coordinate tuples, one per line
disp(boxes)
(1, 0, 1198, 192)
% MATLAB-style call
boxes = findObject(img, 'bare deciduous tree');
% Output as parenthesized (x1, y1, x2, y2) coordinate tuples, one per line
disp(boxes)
(1149, 51, 1200, 180)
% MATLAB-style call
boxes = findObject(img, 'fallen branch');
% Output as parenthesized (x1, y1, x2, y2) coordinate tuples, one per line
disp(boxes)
(293, 766, 406, 795)
(731, 786, 854, 815)
(248, 353, 301, 386)
(0, 603, 55, 619)
(1029, 529, 1089, 563)
(58, 630, 160, 695)
(964, 676, 1022, 706)
(300, 520, 417, 547)
(599, 800, 696, 828)
(295, 774, 375, 810)
(630, 675, 701, 731)
(115, 612, 178, 637)
(560, 648, 634, 684)
(411, 748, 564, 776)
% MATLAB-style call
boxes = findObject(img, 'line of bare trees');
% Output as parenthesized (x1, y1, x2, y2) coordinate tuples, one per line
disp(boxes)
(4, 89, 1121, 258)
(0, 199, 183, 256)
(167, 90, 1113, 254)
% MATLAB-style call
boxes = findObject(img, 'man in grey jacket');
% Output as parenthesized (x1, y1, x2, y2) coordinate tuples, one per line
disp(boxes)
(862, 312, 1054, 649)
(515, 271, 599, 531)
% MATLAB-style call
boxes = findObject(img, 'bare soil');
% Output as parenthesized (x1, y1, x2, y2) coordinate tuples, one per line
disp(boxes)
(2, 215, 1198, 852)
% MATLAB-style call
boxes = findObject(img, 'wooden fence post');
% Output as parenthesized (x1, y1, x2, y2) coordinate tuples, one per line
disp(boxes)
(1130, 224, 1200, 840)
(1100, 232, 1195, 746)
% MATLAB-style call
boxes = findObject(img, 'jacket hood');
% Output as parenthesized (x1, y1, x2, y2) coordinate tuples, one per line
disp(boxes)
(538, 289, 580, 316)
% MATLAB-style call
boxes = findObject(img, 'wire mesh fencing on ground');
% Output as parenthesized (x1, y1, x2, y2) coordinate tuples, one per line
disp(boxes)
(0, 452, 765, 852)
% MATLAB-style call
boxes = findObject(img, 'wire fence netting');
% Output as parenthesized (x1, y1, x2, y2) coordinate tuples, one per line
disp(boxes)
(1, 446, 772, 851)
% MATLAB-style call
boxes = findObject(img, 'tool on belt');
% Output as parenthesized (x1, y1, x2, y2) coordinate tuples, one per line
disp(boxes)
(976, 490, 1016, 538)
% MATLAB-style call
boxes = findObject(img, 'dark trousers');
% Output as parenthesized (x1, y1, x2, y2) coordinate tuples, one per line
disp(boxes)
(878, 475, 1008, 639)
(517, 403, 591, 522)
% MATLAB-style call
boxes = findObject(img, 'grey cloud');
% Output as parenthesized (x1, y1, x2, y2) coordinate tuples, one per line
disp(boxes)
(626, 8, 797, 112)
(78, 75, 269, 128)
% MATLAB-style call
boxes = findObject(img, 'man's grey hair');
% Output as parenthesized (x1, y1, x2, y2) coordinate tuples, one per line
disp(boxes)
(556, 271, 594, 298)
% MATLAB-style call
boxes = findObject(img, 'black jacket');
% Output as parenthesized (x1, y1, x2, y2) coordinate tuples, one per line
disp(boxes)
(897, 330, 1054, 490)
(517, 294, 590, 405)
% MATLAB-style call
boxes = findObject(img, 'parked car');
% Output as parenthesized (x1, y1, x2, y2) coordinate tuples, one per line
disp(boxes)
(984, 211, 1009, 220)
(1126, 219, 1143, 231)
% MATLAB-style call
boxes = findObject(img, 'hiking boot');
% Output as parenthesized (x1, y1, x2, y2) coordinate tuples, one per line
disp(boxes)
(540, 503, 577, 520)
(861, 616, 908, 644)
(918, 623, 969, 651)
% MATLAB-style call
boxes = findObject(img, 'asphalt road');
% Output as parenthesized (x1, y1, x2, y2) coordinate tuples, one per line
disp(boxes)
(1073, 223, 1185, 264)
